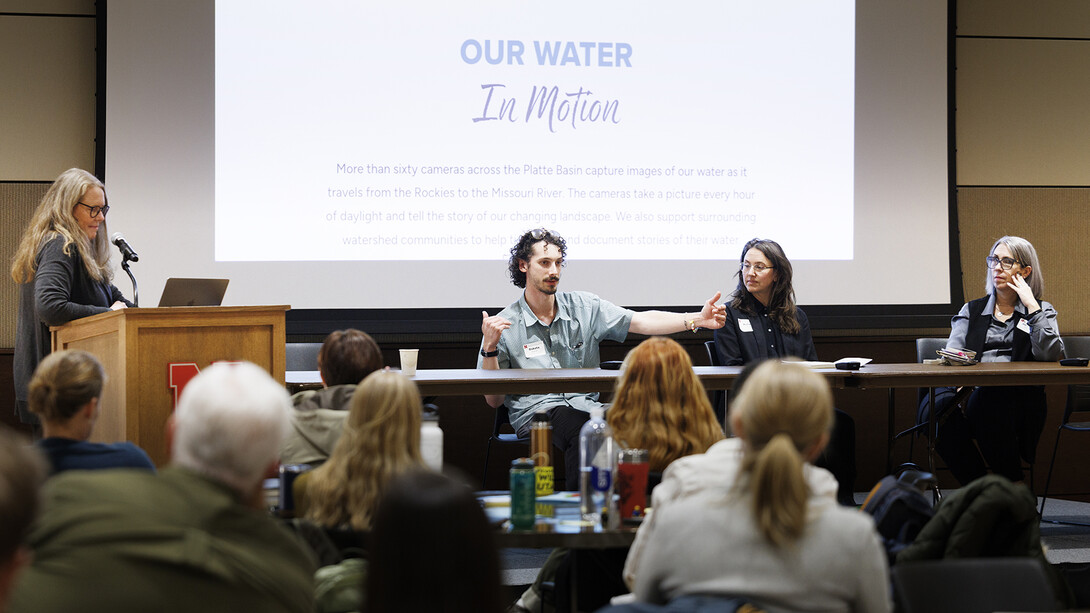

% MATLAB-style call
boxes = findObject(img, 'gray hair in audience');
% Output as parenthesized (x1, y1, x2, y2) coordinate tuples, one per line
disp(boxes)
(0, 427, 46, 563)
(172, 362, 292, 495)
(986, 235, 1045, 299)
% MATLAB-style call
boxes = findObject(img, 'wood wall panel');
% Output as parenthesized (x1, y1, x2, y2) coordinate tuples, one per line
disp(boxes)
(956, 38, 1090, 186)
(959, 0, 1090, 38)
(956, 187, 1090, 334)
(0, 183, 49, 348)
(0, 11, 96, 180)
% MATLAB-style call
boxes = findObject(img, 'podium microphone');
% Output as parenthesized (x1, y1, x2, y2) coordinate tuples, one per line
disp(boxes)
(111, 233, 139, 262)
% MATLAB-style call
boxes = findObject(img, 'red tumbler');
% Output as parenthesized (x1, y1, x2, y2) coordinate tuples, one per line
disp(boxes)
(616, 448, 650, 519)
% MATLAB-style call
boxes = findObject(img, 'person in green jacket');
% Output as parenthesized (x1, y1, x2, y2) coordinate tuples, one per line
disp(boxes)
(10, 362, 317, 613)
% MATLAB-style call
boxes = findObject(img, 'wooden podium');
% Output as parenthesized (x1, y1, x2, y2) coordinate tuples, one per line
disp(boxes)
(51, 305, 288, 466)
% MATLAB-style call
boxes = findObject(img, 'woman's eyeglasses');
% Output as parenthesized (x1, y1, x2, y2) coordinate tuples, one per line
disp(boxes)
(740, 263, 774, 274)
(985, 255, 1019, 271)
(77, 202, 110, 218)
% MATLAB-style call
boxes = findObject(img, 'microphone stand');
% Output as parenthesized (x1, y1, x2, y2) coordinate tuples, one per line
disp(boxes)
(121, 256, 139, 307)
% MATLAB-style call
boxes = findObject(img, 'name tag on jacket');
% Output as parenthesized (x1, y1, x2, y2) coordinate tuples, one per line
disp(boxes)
(738, 319, 753, 333)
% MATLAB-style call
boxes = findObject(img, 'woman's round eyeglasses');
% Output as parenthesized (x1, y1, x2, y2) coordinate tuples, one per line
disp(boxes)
(740, 263, 774, 274)
(76, 202, 110, 218)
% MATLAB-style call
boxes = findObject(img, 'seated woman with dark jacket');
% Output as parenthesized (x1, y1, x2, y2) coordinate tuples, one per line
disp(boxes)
(922, 235, 1063, 484)
(713, 238, 856, 504)
(30, 349, 154, 475)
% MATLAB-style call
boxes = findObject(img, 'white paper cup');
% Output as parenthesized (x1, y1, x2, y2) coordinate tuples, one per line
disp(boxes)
(399, 349, 419, 376)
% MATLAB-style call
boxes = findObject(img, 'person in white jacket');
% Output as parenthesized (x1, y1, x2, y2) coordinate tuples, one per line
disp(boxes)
(614, 361, 891, 613)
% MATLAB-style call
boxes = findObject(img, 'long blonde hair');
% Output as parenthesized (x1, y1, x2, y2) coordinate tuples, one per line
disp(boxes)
(608, 337, 724, 472)
(304, 370, 425, 530)
(730, 361, 833, 547)
(11, 168, 113, 284)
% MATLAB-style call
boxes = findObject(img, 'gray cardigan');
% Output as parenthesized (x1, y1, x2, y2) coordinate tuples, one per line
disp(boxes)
(13, 235, 131, 421)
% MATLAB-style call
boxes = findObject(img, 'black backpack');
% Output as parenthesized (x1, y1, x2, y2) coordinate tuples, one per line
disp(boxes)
(860, 466, 936, 564)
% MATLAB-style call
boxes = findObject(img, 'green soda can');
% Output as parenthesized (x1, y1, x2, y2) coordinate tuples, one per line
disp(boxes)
(510, 458, 536, 530)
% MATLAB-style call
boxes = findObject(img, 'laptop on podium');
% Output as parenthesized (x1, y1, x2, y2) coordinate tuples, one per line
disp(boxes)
(157, 278, 229, 307)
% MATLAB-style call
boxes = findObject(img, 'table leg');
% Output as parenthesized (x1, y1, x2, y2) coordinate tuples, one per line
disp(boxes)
(927, 387, 942, 504)
(886, 388, 896, 474)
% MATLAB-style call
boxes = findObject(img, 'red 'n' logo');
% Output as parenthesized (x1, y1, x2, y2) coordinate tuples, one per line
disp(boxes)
(168, 363, 201, 410)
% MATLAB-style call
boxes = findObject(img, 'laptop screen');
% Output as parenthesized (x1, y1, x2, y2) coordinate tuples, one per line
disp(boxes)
(157, 278, 229, 307)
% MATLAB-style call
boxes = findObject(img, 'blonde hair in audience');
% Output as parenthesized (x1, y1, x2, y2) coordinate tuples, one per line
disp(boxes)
(608, 337, 724, 472)
(305, 370, 425, 530)
(730, 361, 833, 547)
(27, 350, 105, 423)
(11, 168, 113, 284)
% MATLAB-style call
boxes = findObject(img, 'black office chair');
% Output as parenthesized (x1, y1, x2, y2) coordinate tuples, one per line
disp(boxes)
(890, 339, 947, 459)
(1039, 336, 1090, 523)
(286, 342, 323, 371)
(482, 404, 530, 488)
(908, 337, 1034, 493)
(892, 558, 1060, 613)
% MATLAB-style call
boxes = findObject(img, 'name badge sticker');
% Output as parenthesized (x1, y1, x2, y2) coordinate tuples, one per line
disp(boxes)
(1016, 318, 1031, 334)
(738, 319, 753, 333)
(524, 340, 547, 358)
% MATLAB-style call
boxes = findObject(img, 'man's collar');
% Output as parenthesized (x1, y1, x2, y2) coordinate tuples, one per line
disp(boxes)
(518, 292, 569, 325)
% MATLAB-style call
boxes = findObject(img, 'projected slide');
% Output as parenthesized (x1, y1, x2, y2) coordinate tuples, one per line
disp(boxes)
(215, 1, 854, 262)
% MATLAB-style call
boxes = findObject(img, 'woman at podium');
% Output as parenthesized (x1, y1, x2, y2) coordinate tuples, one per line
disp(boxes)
(10, 169, 133, 432)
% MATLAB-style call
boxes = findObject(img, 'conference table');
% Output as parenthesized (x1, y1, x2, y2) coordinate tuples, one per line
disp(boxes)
(287, 365, 847, 395)
(288, 362, 1090, 395)
(287, 361, 1090, 481)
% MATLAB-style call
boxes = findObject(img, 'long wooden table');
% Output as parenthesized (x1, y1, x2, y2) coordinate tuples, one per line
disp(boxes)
(288, 362, 1090, 487)
(287, 365, 852, 395)
(289, 362, 1090, 396)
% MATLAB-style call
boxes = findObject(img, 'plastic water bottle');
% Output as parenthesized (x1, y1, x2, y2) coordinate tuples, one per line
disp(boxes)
(579, 407, 615, 526)
(420, 404, 443, 471)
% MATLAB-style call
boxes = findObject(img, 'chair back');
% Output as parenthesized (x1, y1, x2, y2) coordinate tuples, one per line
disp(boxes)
(492, 404, 513, 438)
(915, 337, 947, 364)
(704, 340, 721, 366)
(892, 558, 1059, 613)
(1062, 336, 1090, 426)
(915, 337, 947, 406)
(704, 340, 727, 424)
(287, 342, 323, 371)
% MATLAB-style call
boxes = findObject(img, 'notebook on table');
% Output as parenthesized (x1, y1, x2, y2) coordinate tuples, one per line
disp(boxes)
(157, 278, 229, 307)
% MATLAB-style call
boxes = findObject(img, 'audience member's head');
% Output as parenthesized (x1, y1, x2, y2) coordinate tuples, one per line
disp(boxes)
(609, 337, 724, 471)
(172, 361, 292, 500)
(367, 469, 502, 613)
(304, 370, 425, 530)
(727, 357, 769, 406)
(318, 328, 384, 387)
(27, 350, 105, 438)
(0, 427, 46, 607)
(729, 361, 833, 547)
